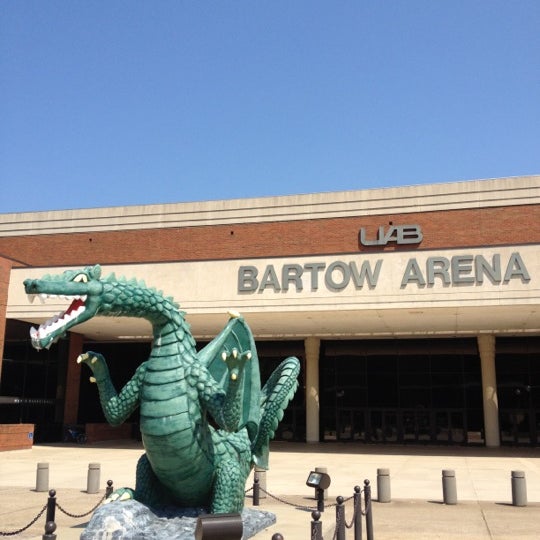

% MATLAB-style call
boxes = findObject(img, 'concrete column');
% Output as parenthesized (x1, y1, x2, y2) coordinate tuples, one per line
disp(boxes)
(477, 334, 500, 447)
(0, 256, 13, 381)
(305, 337, 320, 442)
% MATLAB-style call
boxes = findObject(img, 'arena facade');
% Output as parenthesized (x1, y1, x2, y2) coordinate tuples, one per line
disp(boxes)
(1, 175, 539, 447)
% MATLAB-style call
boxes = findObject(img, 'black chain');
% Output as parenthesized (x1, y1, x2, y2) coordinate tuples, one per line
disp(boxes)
(0, 504, 47, 536)
(56, 494, 106, 518)
(252, 486, 354, 513)
(0, 492, 106, 536)
(361, 495, 371, 516)
(331, 494, 359, 540)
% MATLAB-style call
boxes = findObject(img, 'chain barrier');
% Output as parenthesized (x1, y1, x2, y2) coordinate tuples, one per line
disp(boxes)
(331, 492, 361, 540)
(0, 505, 47, 537)
(246, 478, 373, 540)
(250, 485, 354, 512)
(0, 490, 107, 536)
(56, 493, 106, 518)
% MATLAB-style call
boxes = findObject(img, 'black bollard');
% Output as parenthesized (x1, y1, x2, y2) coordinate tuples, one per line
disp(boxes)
(271, 535, 284, 540)
(354, 485, 362, 540)
(42, 489, 57, 540)
(311, 511, 323, 540)
(364, 480, 374, 540)
(253, 476, 260, 506)
(335, 496, 345, 540)
(105, 479, 114, 499)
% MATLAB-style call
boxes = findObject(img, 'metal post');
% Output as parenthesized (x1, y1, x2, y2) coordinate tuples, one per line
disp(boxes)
(316, 487, 325, 512)
(335, 496, 345, 540)
(511, 470, 527, 507)
(42, 489, 57, 540)
(364, 479, 374, 540)
(377, 468, 391, 502)
(253, 476, 260, 506)
(105, 479, 114, 499)
(442, 469, 457, 505)
(311, 510, 323, 540)
(271, 535, 284, 540)
(87, 462, 101, 494)
(354, 485, 362, 540)
(315, 467, 328, 500)
(36, 462, 49, 492)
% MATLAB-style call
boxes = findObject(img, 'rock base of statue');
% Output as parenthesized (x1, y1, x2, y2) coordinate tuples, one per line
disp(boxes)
(80, 499, 276, 539)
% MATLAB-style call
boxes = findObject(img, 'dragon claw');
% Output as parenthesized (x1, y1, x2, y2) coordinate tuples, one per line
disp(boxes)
(221, 347, 252, 381)
(76, 352, 89, 364)
(78, 351, 109, 380)
(104, 488, 134, 504)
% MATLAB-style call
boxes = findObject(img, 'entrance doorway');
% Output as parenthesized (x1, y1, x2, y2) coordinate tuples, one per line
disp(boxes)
(497, 336, 540, 446)
(320, 338, 484, 445)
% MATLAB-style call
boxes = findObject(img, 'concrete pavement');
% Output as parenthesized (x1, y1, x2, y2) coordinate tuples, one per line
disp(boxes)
(1, 440, 539, 539)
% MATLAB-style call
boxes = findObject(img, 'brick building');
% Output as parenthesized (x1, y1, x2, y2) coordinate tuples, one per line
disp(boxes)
(1, 176, 539, 447)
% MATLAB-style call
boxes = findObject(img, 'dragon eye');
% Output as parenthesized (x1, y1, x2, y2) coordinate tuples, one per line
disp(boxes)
(73, 274, 88, 283)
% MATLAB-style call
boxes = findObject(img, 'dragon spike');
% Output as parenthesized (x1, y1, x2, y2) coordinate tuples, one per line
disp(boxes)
(221, 352, 227, 361)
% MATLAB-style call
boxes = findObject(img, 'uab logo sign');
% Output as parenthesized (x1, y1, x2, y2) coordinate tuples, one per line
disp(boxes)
(359, 224, 423, 247)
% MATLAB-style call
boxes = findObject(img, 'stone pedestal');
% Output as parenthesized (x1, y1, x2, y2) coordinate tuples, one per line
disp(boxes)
(81, 500, 276, 540)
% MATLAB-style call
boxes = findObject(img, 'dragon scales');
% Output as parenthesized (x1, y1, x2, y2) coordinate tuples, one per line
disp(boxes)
(24, 264, 300, 513)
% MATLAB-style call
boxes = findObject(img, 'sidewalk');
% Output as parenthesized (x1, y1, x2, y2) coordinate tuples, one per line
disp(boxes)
(1, 441, 539, 539)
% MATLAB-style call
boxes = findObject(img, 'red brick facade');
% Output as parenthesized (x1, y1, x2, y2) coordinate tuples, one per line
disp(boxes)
(0, 205, 538, 269)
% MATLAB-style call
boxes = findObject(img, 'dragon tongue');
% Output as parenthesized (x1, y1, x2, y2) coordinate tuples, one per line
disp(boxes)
(66, 298, 85, 315)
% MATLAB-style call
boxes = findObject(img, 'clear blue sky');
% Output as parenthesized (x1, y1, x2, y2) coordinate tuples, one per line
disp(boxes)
(1, 1, 539, 213)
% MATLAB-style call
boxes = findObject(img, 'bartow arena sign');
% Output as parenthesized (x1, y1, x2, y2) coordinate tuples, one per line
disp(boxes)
(237, 253, 530, 293)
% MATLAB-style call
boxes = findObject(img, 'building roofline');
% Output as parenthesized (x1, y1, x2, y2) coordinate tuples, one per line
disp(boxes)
(1, 175, 538, 236)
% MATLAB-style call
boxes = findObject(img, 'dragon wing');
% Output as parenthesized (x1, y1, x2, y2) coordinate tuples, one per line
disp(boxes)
(197, 315, 261, 442)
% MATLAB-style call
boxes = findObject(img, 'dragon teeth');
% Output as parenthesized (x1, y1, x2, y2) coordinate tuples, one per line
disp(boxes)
(31, 293, 87, 303)
(31, 305, 87, 341)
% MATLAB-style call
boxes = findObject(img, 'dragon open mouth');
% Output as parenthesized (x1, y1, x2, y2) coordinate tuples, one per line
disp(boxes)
(28, 294, 88, 349)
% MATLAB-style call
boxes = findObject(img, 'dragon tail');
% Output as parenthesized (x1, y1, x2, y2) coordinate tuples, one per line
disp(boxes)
(251, 356, 301, 469)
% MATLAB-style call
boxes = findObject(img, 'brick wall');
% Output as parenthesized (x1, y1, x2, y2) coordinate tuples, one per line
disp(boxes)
(0, 424, 34, 451)
(1, 205, 539, 269)
(63, 333, 84, 425)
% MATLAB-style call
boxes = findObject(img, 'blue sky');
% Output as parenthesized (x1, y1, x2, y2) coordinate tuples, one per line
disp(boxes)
(1, 1, 539, 213)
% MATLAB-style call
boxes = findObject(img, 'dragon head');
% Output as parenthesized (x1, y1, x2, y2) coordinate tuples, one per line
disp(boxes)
(24, 264, 104, 350)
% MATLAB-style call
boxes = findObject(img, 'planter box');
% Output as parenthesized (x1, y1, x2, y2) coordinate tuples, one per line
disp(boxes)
(0, 424, 34, 451)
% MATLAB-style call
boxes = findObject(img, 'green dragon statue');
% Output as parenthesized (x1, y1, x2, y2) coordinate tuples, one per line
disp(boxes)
(24, 264, 300, 513)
